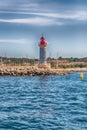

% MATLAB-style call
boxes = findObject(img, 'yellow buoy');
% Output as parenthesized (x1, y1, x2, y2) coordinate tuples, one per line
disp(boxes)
(80, 73, 84, 78)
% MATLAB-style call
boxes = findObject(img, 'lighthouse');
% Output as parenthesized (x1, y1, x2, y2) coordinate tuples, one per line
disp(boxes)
(39, 35, 48, 65)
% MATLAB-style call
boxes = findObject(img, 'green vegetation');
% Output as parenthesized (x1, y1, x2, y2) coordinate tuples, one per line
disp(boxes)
(58, 64, 87, 69)
(0, 57, 36, 66)
(62, 57, 87, 62)
(47, 57, 87, 62)
(0, 56, 87, 68)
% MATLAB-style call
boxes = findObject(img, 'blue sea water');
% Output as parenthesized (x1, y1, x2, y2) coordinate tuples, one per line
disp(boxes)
(0, 73, 87, 130)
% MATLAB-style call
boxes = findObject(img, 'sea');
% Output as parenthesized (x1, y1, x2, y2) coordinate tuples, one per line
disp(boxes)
(0, 72, 87, 130)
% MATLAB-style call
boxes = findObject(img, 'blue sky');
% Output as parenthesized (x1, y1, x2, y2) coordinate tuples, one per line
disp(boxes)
(0, 0, 87, 58)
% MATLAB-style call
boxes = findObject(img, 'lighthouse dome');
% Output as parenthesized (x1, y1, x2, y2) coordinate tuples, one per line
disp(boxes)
(39, 35, 47, 47)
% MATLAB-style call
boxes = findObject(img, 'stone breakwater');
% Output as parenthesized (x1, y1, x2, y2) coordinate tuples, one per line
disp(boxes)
(0, 66, 87, 76)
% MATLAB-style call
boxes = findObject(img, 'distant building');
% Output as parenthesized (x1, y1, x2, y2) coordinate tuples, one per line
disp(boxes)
(38, 35, 48, 64)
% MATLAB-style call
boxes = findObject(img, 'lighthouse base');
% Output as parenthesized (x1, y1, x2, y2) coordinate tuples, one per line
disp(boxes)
(38, 63, 51, 69)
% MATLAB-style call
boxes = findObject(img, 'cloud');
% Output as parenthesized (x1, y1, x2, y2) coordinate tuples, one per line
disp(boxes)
(0, 17, 63, 26)
(0, 1, 40, 11)
(28, 11, 87, 20)
(0, 10, 87, 21)
(0, 39, 30, 44)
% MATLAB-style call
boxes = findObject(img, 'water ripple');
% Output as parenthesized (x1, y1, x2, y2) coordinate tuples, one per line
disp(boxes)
(0, 73, 87, 130)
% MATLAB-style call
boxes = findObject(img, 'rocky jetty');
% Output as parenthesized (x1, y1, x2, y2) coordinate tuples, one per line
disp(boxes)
(0, 66, 87, 76)
(0, 66, 69, 76)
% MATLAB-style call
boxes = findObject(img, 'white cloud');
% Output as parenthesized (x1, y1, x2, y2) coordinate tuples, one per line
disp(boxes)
(0, 39, 30, 44)
(0, 17, 63, 26)
(28, 11, 87, 20)
(0, 10, 87, 21)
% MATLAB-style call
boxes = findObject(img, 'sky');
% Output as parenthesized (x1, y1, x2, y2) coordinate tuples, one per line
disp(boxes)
(0, 0, 87, 58)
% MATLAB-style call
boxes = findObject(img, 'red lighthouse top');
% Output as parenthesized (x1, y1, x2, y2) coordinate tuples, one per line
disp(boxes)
(39, 35, 47, 47)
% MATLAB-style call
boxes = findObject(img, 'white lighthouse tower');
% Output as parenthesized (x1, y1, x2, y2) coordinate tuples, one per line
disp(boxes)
(38, 35, 48, 67)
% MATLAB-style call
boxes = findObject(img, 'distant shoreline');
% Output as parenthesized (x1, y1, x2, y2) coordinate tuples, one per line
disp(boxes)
(0, 66, 87, 76)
